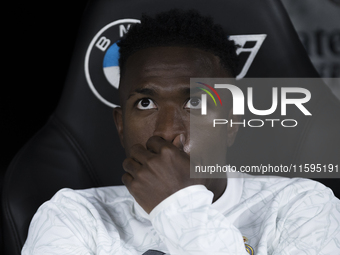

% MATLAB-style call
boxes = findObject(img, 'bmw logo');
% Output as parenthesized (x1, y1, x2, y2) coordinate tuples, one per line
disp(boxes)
(84, 19, 140, 108)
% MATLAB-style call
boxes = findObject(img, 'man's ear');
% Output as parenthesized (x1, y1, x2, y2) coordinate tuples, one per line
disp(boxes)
(227, 108, 241, 147)
(113, 107, 124, 148)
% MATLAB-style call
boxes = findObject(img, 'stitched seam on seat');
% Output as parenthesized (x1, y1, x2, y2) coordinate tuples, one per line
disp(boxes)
(2, 114, 103, 254)
(50, 114, 103, 187)
(3, 157, 27, 254)
(2, 118, 55, 254)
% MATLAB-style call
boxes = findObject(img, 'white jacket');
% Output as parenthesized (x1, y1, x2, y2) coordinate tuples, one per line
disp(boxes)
(22, 173, 340, 254)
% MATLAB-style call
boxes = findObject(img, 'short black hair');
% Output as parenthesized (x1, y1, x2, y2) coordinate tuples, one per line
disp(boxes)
(117, 9, 239, 77)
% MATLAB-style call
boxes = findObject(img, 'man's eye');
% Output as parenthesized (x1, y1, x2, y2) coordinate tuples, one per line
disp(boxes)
(136, 98, 157, 110)
(185, 97, 201, 109)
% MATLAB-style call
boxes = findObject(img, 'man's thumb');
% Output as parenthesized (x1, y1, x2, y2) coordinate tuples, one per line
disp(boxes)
(172, 134, 185, 151)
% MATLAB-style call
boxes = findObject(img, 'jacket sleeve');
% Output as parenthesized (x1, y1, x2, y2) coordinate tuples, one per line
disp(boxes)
(271, 184, 340, 255)
(21, 188, 121, 255)
(149, 185, 249, 255)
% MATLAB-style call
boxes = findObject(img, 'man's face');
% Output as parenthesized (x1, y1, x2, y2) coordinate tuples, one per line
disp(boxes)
(114, 46, 238, 162)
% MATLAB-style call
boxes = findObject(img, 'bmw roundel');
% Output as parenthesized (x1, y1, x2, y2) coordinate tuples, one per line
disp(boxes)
(85, 19, 140, 108)
(103, 42, 120, 89)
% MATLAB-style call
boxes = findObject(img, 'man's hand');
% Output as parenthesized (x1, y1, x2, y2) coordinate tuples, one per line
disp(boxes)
(122, 135, 204, 214)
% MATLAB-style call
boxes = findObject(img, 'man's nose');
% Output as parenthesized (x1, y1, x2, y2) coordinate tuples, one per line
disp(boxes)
(153, 107, 187, 144)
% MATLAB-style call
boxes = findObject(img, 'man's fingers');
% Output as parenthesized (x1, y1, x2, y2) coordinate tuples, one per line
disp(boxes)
(122, 158, 140, 188)
(121, 172, 134, 186)
(146, 136, 174, 154)
(129, 144, 152, 164)
(122, 157, 141, 176)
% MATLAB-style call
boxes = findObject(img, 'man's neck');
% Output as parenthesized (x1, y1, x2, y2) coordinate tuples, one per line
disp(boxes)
(210, 178, 228, 203)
